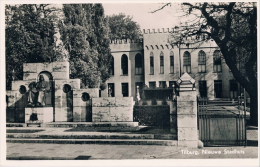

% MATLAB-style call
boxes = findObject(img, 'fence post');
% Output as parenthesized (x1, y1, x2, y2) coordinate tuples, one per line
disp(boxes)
(176, 73, 201, 148)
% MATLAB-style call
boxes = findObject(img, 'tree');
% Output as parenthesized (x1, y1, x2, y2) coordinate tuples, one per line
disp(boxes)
(5, 4, 64, 90)
(90, 4, 112, 84)
(107, 13, 142, 40)
(157, 2, 257, 125)
(60, 4, 112, 88)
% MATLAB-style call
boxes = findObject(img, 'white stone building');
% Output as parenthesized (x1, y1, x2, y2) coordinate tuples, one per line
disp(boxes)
(104, 28, 240, 100)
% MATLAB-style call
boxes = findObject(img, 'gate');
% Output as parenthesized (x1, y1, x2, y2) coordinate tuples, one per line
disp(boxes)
(198, 98, 246, 146)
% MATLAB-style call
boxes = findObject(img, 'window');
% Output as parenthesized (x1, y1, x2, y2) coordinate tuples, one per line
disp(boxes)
(213, 50, 222, 73)
(108, 83, 115, 97)
(169, 81, 177, 88)
(183, 51, 191, 73)
(199, 81, 207, 98)
(170, 51, 174, 73)
(159, 81, 167, 88)
(150, 52, 154, 75)
(109, 56, 114, 75)
(230, 80, 238, 99)
(214, 80, 222, 98)
(135, 54, 143, 75)
(160, 52, 164, 74)
(121, 54, 128, 75)
(149, 81, 156, 88)
(121, 83, 129, 97)
(198, 50, 206, 73)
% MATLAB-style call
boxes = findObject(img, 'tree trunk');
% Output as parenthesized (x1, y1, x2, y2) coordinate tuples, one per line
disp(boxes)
(249, 93, 258, 126)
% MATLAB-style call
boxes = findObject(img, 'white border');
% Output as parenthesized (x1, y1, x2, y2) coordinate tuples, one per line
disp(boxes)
(0, 0, 259, 167)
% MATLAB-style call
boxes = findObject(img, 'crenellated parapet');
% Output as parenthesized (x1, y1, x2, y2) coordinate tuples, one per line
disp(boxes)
(109, 39, 143, 52)
(173, 34, 211, 44)
(143, 28, 175, 34)
(143, 32, 212, 50)
(109, 38, 143, 44)
(143, 27, 211, 39)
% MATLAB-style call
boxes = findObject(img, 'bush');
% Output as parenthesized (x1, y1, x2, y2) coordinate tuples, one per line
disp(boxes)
(133, 105, 170, 128)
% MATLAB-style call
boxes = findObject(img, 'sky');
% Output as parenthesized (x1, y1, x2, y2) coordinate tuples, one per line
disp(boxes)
(103, 3, 185, 30)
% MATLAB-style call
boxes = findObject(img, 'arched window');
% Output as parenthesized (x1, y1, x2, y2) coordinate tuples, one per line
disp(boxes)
(160, 51, 164, 74)
(183, 51, 191, 73)
(121, 54, 128, 75)
(213, 50, 222, 72)
(109, 56, 114, 75)
(150, 52, 154, 75)
(135, 53, 143, 75)
(170, 51, 174, 73)
(198, 50, 206, 73)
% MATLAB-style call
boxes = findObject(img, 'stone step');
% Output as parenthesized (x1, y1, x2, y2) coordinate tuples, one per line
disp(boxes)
(6, 122, 143, 132)
(6, 123, 26, 127)
(7, 133, 177, 140)
(7, 126, 150, 133)
(6, 138, 178, 146)
(45, 122, 139, 128)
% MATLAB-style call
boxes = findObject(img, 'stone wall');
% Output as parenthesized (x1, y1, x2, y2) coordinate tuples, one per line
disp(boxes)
(6, 90, 27, 123)
(7, 61, 137, 124)
(92, 97, 134, 122)
(23, 62, 70, 80)
(25, 107, 53, 123)
(54, 79, 80, 122)
(6, 61, 102, 123)
(72, 89, 99, 122)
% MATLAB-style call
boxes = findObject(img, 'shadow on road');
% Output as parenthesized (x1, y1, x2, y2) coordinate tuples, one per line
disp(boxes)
(7, 155, 91, 160)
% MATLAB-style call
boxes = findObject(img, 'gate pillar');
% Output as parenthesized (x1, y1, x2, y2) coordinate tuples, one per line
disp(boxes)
(177, 73, 200, 148)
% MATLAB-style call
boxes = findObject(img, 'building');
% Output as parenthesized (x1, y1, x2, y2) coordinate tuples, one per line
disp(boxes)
(104, 28, 240, 100)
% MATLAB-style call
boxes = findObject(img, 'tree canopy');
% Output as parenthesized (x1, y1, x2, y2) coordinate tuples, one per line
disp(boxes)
(60, 4, 112, 88)
(106, 13, 142, 40)
(5, 4, 65, 90)
(6, 4, 112, 89)
(160, 2, 257, 125)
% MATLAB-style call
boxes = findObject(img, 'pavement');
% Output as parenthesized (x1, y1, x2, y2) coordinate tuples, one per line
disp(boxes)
(5, 143, 259, 160)
(5, 126, 259, 160)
